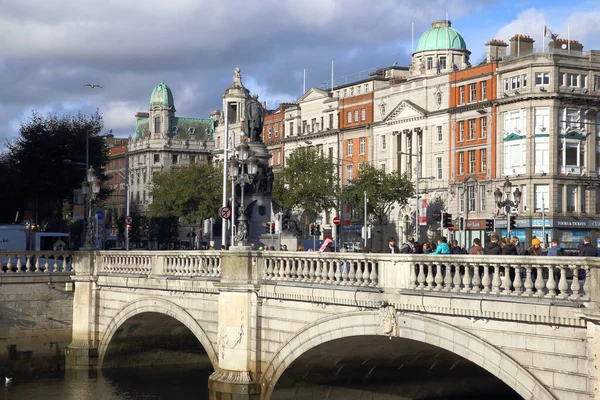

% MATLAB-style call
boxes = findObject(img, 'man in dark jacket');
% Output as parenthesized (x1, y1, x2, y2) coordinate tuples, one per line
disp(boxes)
(502, 238, 518, 255)
(484, 234, 502, 255)
(579, 236, 598, 257)
(387, 237, 401, 254)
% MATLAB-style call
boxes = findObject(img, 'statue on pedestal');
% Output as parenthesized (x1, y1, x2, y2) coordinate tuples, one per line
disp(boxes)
(244, 94, 265, 142)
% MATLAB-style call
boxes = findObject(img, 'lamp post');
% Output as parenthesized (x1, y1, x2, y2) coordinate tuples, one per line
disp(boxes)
(81, 167, 101, 249)
(229, 143, 258, 247)
(494, 177, 522, 238)
(398, 148, 422, 243)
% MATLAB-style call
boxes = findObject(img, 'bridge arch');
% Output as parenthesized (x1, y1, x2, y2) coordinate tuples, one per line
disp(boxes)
(97, 297, 218, 370)
(261, 311, 556, 400)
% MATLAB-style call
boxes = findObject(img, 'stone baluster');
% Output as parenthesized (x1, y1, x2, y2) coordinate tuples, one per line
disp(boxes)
(433, 264, 443, 291)
(314, 259, 323, 282)
(35, 256, 42, 273)
(334, 261, 342, 283)
(348, 261, 356, 285)
(26, 256, 32, 273)
(277, 258, 284, 280)
(289, 258, 297, 280)
(471, 264, 481, 293)
(425, 263, 434, 290)
(545, 265, 557, 298)
(583, 266, 590, 299)
(6, 256, 13, 273)
(491, 265, 501, 294)
(409, 263, 417, 289)
(216, 257, 221, 276)
(501, 265, 512, 294)
(261, 256, 268, 279)
(16, 257, 23, 273)
(417, 264, 426, 289)
(442, 264, 452, 291)
(266, 257, 274, 279)
(362, 261, 371, 286)
(452, 264, 462, 292)
(461, 263, 472, 293)
(534, 266, 545, 297)
(512, 265, 523, 296)
(557, 266, 569, 299)
(356, 261, 365, 286)
(480, 265, 490, 293)
(369, 262, 378, 286)
(301, 259, 309, 282)
(327, 261, 335, 282)
(523, 266, 534, 296)
(570, 265, 581, 300)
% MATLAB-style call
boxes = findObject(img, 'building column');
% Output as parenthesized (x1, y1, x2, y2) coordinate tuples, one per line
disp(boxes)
(208, 247, 261, 399)
(65, 251, 99, 370)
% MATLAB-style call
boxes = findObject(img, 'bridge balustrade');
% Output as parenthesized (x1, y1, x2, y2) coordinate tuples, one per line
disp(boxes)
(0, 251, 74, 273)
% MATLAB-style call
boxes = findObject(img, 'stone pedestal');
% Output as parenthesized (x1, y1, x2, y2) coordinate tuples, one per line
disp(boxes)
(209, 247, 261, 399)
(65, 251, 99, 370)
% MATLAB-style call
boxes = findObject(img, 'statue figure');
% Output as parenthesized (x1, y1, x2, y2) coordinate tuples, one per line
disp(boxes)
(244, 94, 265, 142)
(266, 167, 274, 194)
(233, 67, 242, 86)
(254, 165, 268, 193)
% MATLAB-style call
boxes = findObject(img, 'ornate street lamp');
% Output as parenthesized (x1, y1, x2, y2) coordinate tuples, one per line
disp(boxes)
(494, 177, 521, 237)
(229, 145, 258, 247)
(82, 167, 101, 249)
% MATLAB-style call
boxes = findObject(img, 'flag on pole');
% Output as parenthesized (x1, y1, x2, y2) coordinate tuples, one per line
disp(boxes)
(544, 25, 558, 41)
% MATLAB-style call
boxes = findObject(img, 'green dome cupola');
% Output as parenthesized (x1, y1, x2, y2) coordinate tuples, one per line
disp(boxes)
(416, 20, 467, 53)
(150, 81, 175, 108)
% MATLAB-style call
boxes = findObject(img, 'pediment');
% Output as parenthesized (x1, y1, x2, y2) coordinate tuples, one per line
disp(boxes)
(384, 100, 427, 124)
(503, 133, 525, 142)
(298, 88, 330, 103)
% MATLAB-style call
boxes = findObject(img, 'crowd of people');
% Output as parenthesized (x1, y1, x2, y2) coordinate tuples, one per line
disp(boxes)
(383, 234, 599, 257)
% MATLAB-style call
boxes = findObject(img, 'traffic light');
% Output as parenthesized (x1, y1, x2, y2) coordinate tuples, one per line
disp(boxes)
(509, 215, 516, 230)
(282, 215, 290, 231)
(265, 223, 270, 233)
(127, 225, 132, 241)
(270, 222, 276, 234)
(310, 224, 315, 236)
(485, 219, 494, 232)
(458, 217, 465, 231)
(315, 224, 321, 236)
(442, 212, 452, 228)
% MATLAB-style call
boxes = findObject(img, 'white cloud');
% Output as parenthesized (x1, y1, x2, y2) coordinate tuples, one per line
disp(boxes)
(102, 100, 144, 132)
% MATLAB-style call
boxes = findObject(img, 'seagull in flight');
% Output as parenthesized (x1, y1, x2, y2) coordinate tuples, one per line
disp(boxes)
(83, 84, 102, 88)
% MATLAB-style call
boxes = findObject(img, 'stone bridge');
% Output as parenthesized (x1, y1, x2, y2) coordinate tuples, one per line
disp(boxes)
(53, 249, 600, 399)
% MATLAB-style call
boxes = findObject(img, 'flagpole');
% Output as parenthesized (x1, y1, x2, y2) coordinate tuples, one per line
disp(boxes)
(542, 24, 545, 52)
(331, 60, 334, 91)
(303, 68, 306, 94)
(568, 24, 571, 54)
(411, 22, 414, 55)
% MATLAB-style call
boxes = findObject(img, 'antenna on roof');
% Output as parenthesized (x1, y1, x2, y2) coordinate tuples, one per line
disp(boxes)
(303, 69, 306, 94)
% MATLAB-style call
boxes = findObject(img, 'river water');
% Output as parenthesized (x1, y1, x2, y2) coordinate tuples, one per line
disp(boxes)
(1, 367, 212, 400)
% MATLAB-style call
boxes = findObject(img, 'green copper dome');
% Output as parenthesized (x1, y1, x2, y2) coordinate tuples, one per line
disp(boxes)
(416, 20, 467, 52)
(150, 81, 175, 108)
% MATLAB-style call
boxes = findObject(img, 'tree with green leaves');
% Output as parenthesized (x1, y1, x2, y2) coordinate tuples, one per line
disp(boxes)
(343, 163, 414, 248)
(149, 163, 223, 224)
(272, 147, 339, 219)
(3, 110, 108, 229)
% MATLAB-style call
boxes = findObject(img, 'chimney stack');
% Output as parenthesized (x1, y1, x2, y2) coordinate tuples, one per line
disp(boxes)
(549, 38, 583, 53)
(509, 34, 535, 56)
(485, 39, 508, 62)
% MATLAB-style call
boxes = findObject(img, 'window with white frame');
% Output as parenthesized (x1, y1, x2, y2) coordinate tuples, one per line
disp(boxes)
(511, 76, 521, 90)
(436, 156, 443, 179)
(436, 125, 443, 142)
(380, 135, 386, 151)
(469, 119, 476, 140)
(346, 164, 353, 185)
(558, 107, 581, 134)
(469, 83, 477, 103)
(343, 89, 347, 97)
(359, 137, 366, 155)
(558, 140, 585, 170)
(567, 73, 578, 87)
(504, 141, 526, 168)
(361, 108, 366, 121)
(438, 56, 447, 70)
(274, 124, 279, 137)
(481, 117, 487, 138)
(459, 86, 465, 104)
(535, 72, 550, 86)
(480, 185, 486, 211)
(276, 151, 280, 165)
(354, 110, 359, 122)
(504, 109, 527, 134)
(503, 78, 509, 92)
(427, 57, 433, 70)
(534, 107, 549, 134)
(481, 81, 487, 100)
(522, 74, 527, 87)
(459, 121, 465, 141)
(469, 150, 476, 173)
(347, 139, 353, 156)
(566, 185, 577, 212)
(481, 148, 487, 172)
(357, 85, 361, 95)
(154, 116, 161, 133)
(534, 138, 549, 173)
(289, 122, 294, 136)
(268, 127, 272, 139)
(468, 185, 476, 212)
(347, 112, 352, 123)
(534, 185, 550, 212)
(364, 84, 369, 92)
(459, 152, 464, 174)
(311, 118, 316, 132)
(459, 189, 465, 213)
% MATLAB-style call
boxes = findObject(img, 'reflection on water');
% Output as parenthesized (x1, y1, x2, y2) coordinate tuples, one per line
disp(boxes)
(2, 366, 212, 400)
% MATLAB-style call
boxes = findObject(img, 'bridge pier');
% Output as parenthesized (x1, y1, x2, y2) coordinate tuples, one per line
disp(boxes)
(65, 251, 99, 370)
(208, 247, 261, 399)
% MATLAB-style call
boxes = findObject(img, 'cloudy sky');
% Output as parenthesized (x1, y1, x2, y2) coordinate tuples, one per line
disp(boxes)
(1, 0, 599, 146)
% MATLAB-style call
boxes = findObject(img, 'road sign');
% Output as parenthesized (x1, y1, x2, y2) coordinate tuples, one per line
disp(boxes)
(343, 219, 351, 227)
(97, 225, 104, 234)
(333, 217, 341, 225)
(219, 206, 232, 220)
(125, 216, 133, 225)
(448, 224, 455, 232)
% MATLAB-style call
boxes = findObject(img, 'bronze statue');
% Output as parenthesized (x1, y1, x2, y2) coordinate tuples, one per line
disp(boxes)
(245, 94, 264, 142)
